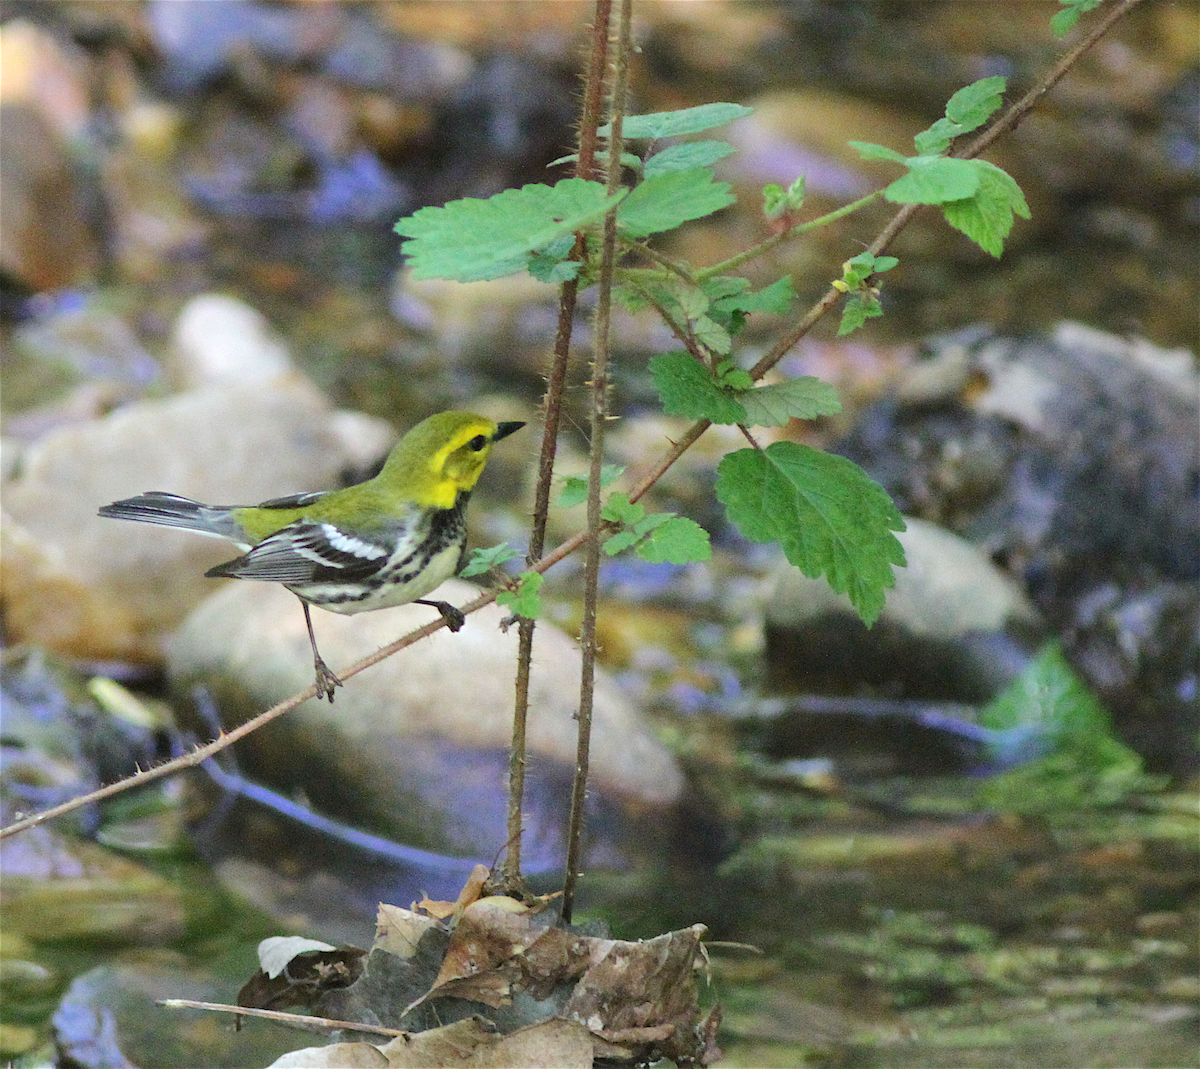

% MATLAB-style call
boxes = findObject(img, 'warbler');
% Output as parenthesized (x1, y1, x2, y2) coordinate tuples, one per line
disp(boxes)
(99, 410, 524, 701)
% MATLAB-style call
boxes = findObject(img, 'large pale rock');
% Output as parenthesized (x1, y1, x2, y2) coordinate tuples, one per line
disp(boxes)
(1, 380, 395, 662)
(764, 517, 1046, 701)
(168, 579, 685, 857)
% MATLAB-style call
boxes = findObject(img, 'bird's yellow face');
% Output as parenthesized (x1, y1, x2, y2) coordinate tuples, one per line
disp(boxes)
(379, 410, 524, 510)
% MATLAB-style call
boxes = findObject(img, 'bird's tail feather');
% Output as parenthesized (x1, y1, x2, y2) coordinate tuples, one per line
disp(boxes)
(99, 492, 222, 534)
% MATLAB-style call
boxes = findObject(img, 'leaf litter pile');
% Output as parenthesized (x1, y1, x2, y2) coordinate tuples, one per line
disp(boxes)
(230, 866, 721, 1067)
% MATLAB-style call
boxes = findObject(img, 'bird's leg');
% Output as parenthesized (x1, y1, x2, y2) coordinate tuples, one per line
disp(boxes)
(300, 599, 341, 701)
(415, 599, 466, 632)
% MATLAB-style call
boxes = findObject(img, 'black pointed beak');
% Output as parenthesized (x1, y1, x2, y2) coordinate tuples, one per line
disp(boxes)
(495, 421, 525, 442)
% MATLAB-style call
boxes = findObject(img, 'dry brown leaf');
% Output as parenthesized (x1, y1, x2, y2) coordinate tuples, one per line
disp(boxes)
(378, 1016, 495, 1067)
(415, 863, 489, 920)
(266, 1040, 390, 1067)
(374, 903, 442, 959)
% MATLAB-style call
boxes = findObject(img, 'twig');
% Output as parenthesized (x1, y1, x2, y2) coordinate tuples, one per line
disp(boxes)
(497, 0, 614, 898)
(157, 999, 407, 1038)
(562, 0, 632, 926)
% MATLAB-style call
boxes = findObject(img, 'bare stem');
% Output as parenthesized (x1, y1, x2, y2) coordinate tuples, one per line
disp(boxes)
(561, 0, 632, 925)
(497, 0, 614, 895)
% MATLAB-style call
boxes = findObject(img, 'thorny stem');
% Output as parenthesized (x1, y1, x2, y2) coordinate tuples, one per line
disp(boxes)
(0, 0, 1146, 849)
(497, 0, 613, 895)
(562, 0, 632, 925)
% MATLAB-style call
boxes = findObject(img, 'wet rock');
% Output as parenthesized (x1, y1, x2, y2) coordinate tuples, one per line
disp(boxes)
(167, 579, 685, 895)
(53, 958, 303, 1069)
(1, 378, 395, 662)
(837, 323, 1200, 772)
(763, 516, 1045, 703)
(0, 825, 187, 946)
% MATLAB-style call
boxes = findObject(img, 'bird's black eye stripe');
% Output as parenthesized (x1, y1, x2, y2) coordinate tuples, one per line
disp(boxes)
(468, 434, 488, 451)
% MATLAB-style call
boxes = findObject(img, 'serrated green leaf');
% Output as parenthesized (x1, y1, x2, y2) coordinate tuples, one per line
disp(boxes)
(558, 465, 625, 508)
(836, 292, 883, 336)
(718, 275, 796, 316)
(941, 159, 1031, 257)
(944, 76, 1007, 131)
(495, 571, 543, 619)
(461, 542, 520, 577)
(718, 360, 754, 391)
(737, 377, 842, 427)
(600, 490, 644, 526)
(649, 349, 747, 424)
(528, 251, 581, 283)
(913, 117, 963, 157)
(700, 276, 751, 301)
(618, 167, 735, 238)
(395, 178, 623, 282)
(715, 443, 906, 625)
(608, 103, 754, 139)
(644, 140, 736, 177)
(884, 156, 980, 205)
(636, 515, 712, 564)
(848, 140, 908, 164)
(693, 314, 732, 355)
(603, 528, 642, 555)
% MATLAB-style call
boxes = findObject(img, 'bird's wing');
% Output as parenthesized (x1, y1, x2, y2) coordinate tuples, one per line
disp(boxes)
(254, 490, 327, 510)
(206, 520, 391, 583)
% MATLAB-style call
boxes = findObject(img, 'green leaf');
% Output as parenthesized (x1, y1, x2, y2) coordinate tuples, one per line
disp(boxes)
(461, 542, 520, 578)
(558, 465, 625, 508)
(693, 314, 733, 355)
(762, 175, 806, 220)
(644, 140, 736, 177)
(884, 156, 980, 205)
(395, 178, 623, 282)
(608, 103, 754, 139)
(528, 242, 581, 283)
(737, 377, 842, 427)
(636, 515, 712, 564)
(913, 118, 963, 157)
(848, 140, 908, 164)
(1049, 6, 1081, 36)
(836, 291, 883, 336)
(617, 167, 735, 238)
(1051, 0, 1102, 38)
(975, 645, 1161, 813)
(495, 571, 543, 619)
(941, 159, 1031, 257)
(715, 275, 796, 316)
(649, 349, 747, 424)
(705, 275, 796, 337)
(717, 358, 754, 392)
(600, 490, 644, 526)
(715, 442, 906, 625)
(944, 76, 1006, 131)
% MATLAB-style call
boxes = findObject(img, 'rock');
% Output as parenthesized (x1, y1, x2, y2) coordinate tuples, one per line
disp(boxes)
(0, 825, 187, 945)
(168, 293, 295, 390)
(836, 324, 1200, 772)
(763, 516, 1045, 702)
(52, 959, 304, 1069)
(0, 380, 396, 662)
(168, 579, 685, 863)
